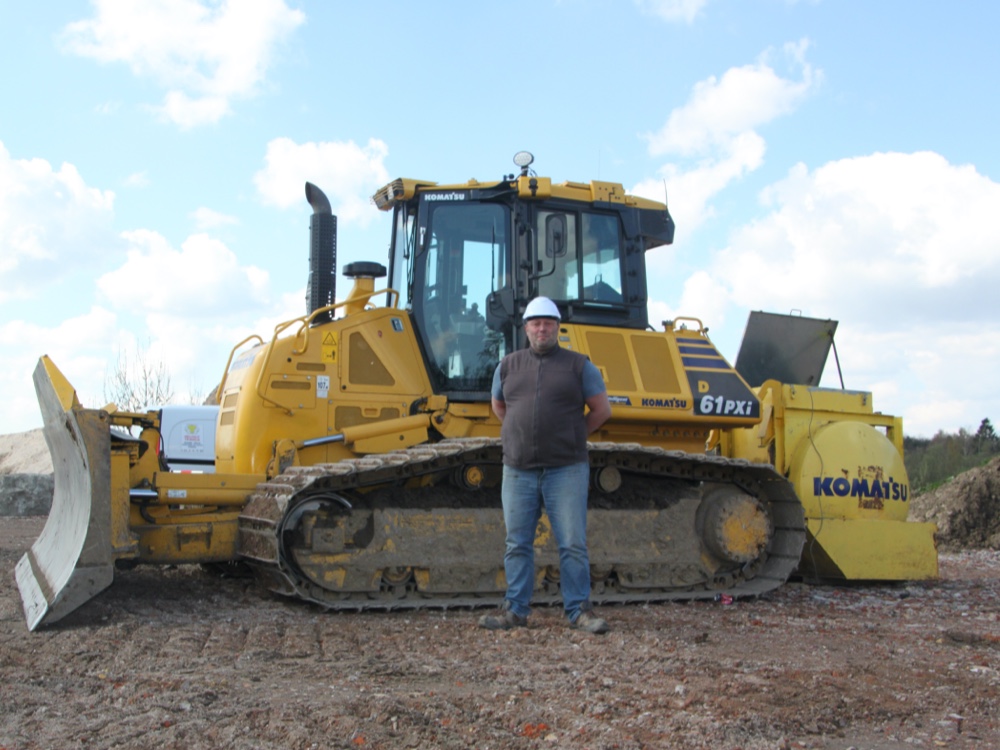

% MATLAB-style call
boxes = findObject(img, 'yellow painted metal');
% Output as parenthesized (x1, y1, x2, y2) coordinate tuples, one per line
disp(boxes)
(462, 465, 484, 488)
(433, 405, 500, 439)
(216, 271, 764, 474)
(109, 451, 138, 555)
(718, 502, 771, 561)
(789, 420, 909, 522)
(801, 518, 938, 580)
(720, 380, 938, 581)
(371, 177, 439, 209)
(559, 322, 759, 453)
(133, 513, 241, 565)
(344, 414, 431, 454)
(214, 334, 264, 406)
(517, 175, 552, 199)
(141, 472, 262, 507)
(373, 174, 667, 213)
(216, 298, 435, 475)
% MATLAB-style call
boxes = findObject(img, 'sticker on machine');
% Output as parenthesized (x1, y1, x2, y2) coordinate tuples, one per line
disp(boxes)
(317, 375, 330, 398)
(686, 371, 760, 419)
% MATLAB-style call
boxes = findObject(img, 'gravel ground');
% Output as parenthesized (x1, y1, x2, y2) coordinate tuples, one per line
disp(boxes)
(2, 516, 998, 750)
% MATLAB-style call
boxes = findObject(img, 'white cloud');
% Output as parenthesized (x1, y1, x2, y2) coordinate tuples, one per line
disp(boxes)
(59, 0, 305, 128)
(634, 0, 708, 24)
(157, 90, 231, 129)
(1, 228, 302, 430)
(673, 270, 732, 331)
(634, 42, 819, 235)
(648, 150, 1000, 437)
(833, 323, 1000, 438)
(645, 41, 817, 157)
(253, 137, 391, 225)
(191, 206, 238, 229)
(124, 171, 150, 188)
(0, 141, 117, 302)
(123, 277, 309, 408)
(712, 151, 1000, 320)
(97, 229, 269, 315)
(633, 131, 766, 234)
(1, 307, 121, 432)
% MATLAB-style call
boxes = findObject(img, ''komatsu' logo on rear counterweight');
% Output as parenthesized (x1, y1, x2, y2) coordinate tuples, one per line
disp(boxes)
(813, 476, 909, 501)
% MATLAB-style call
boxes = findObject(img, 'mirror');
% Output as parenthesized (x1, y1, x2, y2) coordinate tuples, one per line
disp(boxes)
(485, 288, 515, 331)
(545, 214, 567, 258)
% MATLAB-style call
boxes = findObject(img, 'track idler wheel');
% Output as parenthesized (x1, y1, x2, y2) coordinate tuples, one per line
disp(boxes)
(699, 487, 773, 564)
(592, 466, 622, 493)
(453, 464, 485, 489)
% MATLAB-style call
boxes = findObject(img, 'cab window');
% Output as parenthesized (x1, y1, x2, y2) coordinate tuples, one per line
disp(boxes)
(536, 210, 623, 305)
(414, 201, 509, 393)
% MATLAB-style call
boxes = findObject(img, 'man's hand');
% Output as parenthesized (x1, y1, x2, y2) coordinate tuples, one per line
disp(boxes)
(584, 391, 612, 434)
(491, 397, 507, 423)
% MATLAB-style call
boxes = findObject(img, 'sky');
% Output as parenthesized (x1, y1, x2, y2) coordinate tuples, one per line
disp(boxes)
(1, 0, 998, 439)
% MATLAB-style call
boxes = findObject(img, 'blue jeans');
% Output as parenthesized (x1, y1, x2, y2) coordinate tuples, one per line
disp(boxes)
(501, 462, 592, 622)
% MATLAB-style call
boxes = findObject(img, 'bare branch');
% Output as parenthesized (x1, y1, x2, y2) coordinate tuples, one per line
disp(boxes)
(103, 342, 174, 412)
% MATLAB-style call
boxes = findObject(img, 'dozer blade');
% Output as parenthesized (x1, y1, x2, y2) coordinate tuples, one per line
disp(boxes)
(15, 356, 115, 630)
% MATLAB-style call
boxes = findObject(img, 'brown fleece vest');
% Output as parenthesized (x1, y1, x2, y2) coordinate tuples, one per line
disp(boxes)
(498, 346, 588, 468)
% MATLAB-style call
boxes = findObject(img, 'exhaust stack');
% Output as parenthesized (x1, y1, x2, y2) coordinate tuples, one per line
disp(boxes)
(305, 182, 337, 324)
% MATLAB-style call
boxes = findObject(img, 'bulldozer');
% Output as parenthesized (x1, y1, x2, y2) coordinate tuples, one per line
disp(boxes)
(15, 152, 938, 631)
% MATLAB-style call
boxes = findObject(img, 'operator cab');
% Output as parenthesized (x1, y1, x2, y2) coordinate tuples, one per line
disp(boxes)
(382, 152, 674, 401)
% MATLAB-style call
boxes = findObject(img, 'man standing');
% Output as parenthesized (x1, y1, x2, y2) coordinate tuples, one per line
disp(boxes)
(479, 296, 613, 634)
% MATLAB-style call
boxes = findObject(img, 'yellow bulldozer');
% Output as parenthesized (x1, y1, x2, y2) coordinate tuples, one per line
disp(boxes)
(16, 152, 937, 630)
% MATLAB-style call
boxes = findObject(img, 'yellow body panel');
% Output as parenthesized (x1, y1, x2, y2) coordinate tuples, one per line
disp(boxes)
(373, 175, 666, 213)
(801, 518, 938, 580)
(561, 322, 761, 453)
(216, 305, 435, 475)
(721, 381, 937, 581)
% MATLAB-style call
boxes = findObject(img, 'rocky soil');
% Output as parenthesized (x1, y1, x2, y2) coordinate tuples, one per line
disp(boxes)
(910, 457, 1000, 551)
(1, 433, 998, 750)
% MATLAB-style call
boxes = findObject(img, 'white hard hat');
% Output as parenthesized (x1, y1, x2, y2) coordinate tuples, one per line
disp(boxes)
(523, 296, 561, 321)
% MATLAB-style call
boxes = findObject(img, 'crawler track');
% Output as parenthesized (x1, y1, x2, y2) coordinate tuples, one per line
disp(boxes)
(237, 438, 806, 610)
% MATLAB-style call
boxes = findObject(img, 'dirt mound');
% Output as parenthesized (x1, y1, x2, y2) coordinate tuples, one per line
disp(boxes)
(0, 428, 52, 475)
(909, 455, 1000, 551)
(0, 429, 54, 516)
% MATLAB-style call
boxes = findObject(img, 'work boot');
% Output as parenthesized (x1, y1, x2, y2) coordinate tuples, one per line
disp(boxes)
(570, 608, 610, 635)
(478, 601, 527, 630)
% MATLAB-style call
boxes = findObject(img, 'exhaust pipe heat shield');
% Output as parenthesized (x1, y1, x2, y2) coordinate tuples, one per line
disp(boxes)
(15, 357, 115, 630)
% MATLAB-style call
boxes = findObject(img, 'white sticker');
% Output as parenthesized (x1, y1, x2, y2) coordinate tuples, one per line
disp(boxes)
(317, 375, 330, 398)
(167, 489, 188, 499)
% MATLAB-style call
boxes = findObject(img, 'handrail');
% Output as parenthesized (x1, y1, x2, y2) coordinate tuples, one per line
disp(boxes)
(254, 287, 401, 414)
(254, 317, 307, 414)
(669, 316, 706, 334)
(213, 334, 264, 404)
(291, 287, 400, 355)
